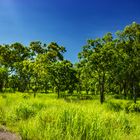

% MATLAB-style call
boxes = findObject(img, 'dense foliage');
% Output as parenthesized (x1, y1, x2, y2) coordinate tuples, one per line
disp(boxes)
(0, 22, 140, 103)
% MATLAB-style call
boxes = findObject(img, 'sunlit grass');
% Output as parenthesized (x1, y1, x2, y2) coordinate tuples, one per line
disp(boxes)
(0, 93, 139, 140)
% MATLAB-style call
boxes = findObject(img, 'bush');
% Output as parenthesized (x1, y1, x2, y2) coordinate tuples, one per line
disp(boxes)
(107, 100, 123, 111)
(15, 103, 36, 120)
(80, 95, 93, 100)
(124, 102, 140, 113)
(31, 102, 46, 111)
(1, 95, 7, 99)
(113, 94, 123, 99)
(0, 107, 6, 125)
(22, 94, 30, 99)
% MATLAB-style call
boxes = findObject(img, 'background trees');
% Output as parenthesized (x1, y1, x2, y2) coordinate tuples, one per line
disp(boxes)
(78, 22, 140, 103)
(47, 60, 77, 98)
(0, 22, 139, 103)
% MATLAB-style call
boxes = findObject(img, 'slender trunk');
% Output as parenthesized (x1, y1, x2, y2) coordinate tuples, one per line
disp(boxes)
(124, 88, 127, 99)
(57, 88, 60, 98)
(86, 89, 89, 95)
(123, 81, 127, 99)
(13, 87, 16, 93)
(133, 80, 136, 103)
(45, 88, 48, 93)
(129, 81, 133, 99)
(99, 73, 105, 104)
(85, 84, 89, 95)
(119, 84, 122, 95)
(100, 83, 104, 104)
(76, 88, 78, 94)
(94, 82, 97, 95)
(0, 82, 3, 92)
(34, 92, 36, 98)
(28, 80, 31, 93)
(79, 84, 82, 95)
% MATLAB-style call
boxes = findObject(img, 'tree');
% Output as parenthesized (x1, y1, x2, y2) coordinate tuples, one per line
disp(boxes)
(48, 60, 77, 98)
(0, 67, 8, 92)
(115, 22, 140, 103)
(79, 33, 116, 103)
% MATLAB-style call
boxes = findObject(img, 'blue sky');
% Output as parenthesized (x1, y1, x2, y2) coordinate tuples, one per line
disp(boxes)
(0, 0, 140, 62)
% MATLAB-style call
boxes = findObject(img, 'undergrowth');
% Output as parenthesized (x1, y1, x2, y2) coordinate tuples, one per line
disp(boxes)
(0, 93, 139, 140)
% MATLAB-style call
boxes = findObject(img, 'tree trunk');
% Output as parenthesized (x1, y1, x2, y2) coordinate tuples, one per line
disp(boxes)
(100, 83, 104, 104)
(57, 88, 60, 98)
(0, 82, 3, 92)
(28, 80, 31, 93)
(78, 84, 82, 95)
(86, 88, 89, 95)
(34, 92, 36, 98)
(99, 73, 105, 104)
(123, 81, 127, 99)
(133, 80, 136, 103)
(45, 88, 48, 93)
(119, 83, 122, 95)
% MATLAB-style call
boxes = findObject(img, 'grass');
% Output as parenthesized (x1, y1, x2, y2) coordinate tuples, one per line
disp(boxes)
(0, 92, 140, 140)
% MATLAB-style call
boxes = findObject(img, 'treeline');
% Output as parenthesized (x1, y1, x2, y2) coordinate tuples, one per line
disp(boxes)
(0, 22, 140, 103)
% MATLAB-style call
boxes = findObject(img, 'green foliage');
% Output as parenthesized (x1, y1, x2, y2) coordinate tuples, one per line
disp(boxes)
(15, 103, 36, 120)
(0, 22, 140, 104)
(113, 94, 124, 99)
(106, 100, 140, 113)
(15, 102, 46, 120)
(78, 22, 140, 103)
(107, 100, 123, 111)
(124, 102, 140, 113)
(128, 103, 140, 112)
(0, 106, 6, 125)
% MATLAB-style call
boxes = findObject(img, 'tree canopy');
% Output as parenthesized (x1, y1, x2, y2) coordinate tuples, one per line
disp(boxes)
(0, 22, 140, 103)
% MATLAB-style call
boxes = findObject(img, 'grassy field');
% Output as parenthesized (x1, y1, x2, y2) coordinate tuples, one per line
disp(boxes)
(0, 93, 140, 140)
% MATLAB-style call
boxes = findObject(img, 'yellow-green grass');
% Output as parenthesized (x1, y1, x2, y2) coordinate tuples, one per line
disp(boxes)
(0, 93, 139, 140)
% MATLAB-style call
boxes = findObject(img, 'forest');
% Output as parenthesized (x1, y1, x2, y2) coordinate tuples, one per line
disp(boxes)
(0, 22, 140, 140)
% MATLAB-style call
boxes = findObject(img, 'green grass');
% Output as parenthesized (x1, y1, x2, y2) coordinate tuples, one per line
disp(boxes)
(0, 93, 140, 140)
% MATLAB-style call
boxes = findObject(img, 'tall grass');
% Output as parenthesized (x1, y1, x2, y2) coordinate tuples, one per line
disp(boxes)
(0, 93, 139, 140)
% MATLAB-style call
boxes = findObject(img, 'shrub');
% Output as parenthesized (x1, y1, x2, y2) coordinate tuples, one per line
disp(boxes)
(15, 103, 36, 120)
(22, 94, 30, 99)
(124, 102, 140, 113)
(113, 94, 123, 99)
(0, 107, 6, 125)
(1, 95, 7, 99)
(107, 100, 123, 111)
(31, 102, 46, 111)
